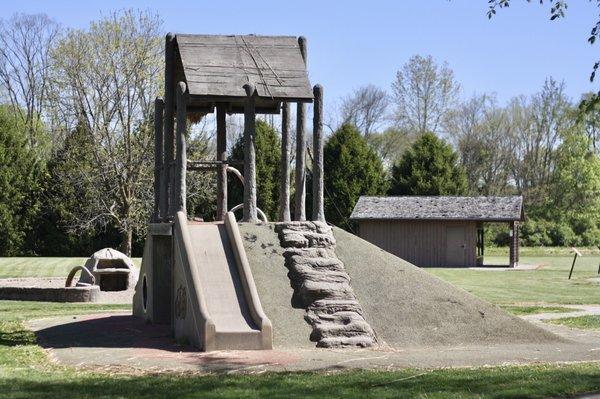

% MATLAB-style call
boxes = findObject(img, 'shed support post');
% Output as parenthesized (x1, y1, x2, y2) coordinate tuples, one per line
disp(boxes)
(153, 97, 165, 222)
(164, 33, 175, 219)
(243, 83, 258, 222)
(216, 103, 227, 221)
(509, 221, 518, 268)
(312, 85, 324, 222)
(175, 82, 187, 215)
(278, 102, 291, 222)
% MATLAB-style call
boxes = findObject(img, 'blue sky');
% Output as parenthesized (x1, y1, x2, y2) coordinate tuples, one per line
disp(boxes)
(2, 0, 597, 106)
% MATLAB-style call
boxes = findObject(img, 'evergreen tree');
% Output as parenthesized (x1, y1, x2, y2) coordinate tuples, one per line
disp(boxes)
(323, 124, 388, 228)
(0, 106, 45, 255)
(389, 132, 467, 195)
(228, 120, 281, 221)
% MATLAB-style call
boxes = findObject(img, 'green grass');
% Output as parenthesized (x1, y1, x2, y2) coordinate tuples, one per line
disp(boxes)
(0, 301, 600, 398)
(0, 257, 142, 278)
(428, 254, 600, 305)
(548, 315, 600, 330)
(500, 305, 574, 315)
(485, 246, 600, 257)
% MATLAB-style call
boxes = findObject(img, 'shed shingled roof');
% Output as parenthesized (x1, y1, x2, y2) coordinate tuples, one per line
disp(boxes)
(175, 34, 313, 101)
(350, 196, 524, 222)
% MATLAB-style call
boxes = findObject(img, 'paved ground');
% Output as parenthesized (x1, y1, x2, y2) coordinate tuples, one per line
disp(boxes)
(521, 305, 600, 321)
(27, 310, 600, 374)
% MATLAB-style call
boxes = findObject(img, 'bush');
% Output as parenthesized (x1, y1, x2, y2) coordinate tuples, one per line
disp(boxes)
(547, 223, 578, 247)
(520, 220, 553, 247)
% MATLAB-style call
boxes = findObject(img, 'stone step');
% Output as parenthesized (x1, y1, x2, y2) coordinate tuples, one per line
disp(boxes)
(298, 281, 356, 305)
(286, 256, 345, 271)
(282, 247, 336, 260)
(308, 299, 364, 315)
(317, 336, 375, 348)
(287, 264, 350, 283)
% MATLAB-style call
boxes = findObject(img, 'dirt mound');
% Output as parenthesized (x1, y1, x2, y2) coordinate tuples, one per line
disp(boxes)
(240, 223, 560, 349)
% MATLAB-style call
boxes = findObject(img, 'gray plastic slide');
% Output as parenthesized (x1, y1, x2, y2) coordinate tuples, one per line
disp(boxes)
(187, 223, 258, 334)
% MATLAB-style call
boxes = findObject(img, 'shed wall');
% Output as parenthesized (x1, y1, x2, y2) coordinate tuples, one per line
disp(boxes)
(357, 220, 477, 267)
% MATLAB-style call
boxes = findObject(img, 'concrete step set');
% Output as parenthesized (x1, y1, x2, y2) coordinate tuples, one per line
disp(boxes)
(276, 222, 376, 348)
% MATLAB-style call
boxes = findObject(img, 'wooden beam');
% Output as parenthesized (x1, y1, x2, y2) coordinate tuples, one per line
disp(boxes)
(294, 102, 306, 222)
(312, 85, 324, 222)
(279, 102, 291, 222)
(175, 81, 188, 215)
(164, 33, 176, 218)
(294, 37, 308, 222)
(216, 103, 227, 221)
(153, 97, 165, 222)
(243, 83, 258, 222)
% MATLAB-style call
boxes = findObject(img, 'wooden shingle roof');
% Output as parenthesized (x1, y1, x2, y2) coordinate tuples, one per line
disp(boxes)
(174, 34, 313, 103)
(350, 196, 524, 222)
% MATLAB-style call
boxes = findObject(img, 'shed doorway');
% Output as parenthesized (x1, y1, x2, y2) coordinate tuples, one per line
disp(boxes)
(446, 226, 467, 266)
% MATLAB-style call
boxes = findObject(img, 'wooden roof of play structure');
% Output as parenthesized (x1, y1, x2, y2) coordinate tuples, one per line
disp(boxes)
(172, 34, 313, 113)
(350, 196, 524, 222)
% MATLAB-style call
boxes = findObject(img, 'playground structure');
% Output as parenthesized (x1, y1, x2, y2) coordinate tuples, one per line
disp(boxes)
(132, 32, 559, 353)
(134, 33, 325, 350)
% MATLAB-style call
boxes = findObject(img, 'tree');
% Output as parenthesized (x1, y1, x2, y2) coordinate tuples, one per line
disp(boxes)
(391, 55, 460, 134)
(445, 94, 513, 195)
(507, 78, 572, 214)
(324, 124, 388, 228)
(366, 127, 414, 170)
(0, 105, 45, 255)
(340, 84, 389, 137)
(488, 1, 600, 109)
(228, 120, 281, 221)
(550, 128, 600, 225)
(0, 13, 60, 149)
(389, 132, 467, 196)
(48, 10, 162, 255)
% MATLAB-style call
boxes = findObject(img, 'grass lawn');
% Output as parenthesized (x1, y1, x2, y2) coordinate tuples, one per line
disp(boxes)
(0, 257, 142, 279)
(428, 252, 600, 305)
(0, 300, 599, 398)
(500, 305, 574, 315)
(548, 315, 600, 330)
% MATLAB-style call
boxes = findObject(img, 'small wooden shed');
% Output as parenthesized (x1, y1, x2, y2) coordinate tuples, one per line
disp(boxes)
(350, 196, 524, 268)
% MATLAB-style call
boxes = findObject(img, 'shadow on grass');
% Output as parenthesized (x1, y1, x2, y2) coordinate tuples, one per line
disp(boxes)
(1, 367, 600, 399)
(0, 328, 34, 346)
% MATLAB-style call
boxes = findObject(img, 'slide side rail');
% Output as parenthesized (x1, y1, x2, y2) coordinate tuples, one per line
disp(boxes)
(174, 211, 216, 350)
(224, 211, 273, 349)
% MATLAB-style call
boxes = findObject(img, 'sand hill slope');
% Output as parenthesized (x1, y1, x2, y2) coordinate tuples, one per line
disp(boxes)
(239, 223, 559, 349)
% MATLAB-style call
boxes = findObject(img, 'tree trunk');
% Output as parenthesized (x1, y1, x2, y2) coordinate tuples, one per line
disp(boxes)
(122, 229, 133, 257)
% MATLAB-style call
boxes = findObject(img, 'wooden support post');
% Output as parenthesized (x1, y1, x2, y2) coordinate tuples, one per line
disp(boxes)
(164, 33, 176, 219)
(175, 81, 187, 215)
(312, 84, 324, 222)
(278, 102, 291, 222)
(243, 83, 258, 222)
(216, 103, 227, 221)
(509, 221, 518, 267)
(153, 97, 165, 222)
(295, 102, 306, 221)
(294, 36, 308, 222)
(568, 248, 582, 280)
